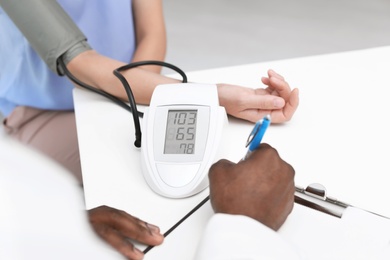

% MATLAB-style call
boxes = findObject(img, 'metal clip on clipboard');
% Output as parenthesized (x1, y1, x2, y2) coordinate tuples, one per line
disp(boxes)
(294, 183, 350, 218)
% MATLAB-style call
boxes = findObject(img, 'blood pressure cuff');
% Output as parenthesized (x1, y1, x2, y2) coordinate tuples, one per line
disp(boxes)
(0, 0, 92, 75)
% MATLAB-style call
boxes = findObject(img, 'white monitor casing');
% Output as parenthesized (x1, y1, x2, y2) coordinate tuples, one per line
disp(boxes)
(141, 83, 228, 198)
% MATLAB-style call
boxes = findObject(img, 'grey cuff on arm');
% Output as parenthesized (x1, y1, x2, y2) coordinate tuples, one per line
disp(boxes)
(0, 0, 92, 75)
(57, 40, 92, 76)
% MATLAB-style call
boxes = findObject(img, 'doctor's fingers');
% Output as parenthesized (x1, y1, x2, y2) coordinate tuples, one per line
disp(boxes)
(94, 226, 145, 260)
(89, 206, 164, 245)
(208, 158, 236, 183)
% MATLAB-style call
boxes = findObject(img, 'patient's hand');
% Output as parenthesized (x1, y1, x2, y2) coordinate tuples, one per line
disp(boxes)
(217, 69, 299, 123)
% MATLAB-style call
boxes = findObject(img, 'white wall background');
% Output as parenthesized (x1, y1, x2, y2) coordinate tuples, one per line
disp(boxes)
(163, 0, 390, 72)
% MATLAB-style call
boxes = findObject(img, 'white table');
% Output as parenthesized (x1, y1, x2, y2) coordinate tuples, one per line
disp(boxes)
(74, 46, 390, 259)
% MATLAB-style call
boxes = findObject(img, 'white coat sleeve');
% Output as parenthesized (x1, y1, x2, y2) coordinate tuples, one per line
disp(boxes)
(0, 134, 121, 260)
(194, 213, 302, 260)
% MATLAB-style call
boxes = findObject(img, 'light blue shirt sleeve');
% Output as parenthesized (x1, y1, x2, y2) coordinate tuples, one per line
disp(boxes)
(0, 1, 136, 116)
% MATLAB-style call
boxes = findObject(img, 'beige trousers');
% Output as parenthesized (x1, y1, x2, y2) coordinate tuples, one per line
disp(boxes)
(3, 106, 82, 184)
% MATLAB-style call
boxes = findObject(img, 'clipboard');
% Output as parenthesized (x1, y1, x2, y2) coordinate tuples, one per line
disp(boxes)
(144, 183, 390, 259)
(145, 182, 390, 255)
(294, 183, 389, 219)
(295, 183, 349, 218)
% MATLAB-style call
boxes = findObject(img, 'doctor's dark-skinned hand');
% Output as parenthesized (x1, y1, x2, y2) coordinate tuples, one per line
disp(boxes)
(88, 205, 164, 260)
(208, 143, 295, 231)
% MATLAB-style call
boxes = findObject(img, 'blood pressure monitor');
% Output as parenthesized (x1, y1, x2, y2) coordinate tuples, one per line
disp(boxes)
(141, 83, 228, 198)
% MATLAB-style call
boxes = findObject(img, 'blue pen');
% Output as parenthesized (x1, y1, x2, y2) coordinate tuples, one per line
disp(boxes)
(243, 114, 271, 160)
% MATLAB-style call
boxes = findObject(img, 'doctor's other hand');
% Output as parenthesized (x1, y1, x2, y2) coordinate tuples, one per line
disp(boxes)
(88, 205, 164, 260)
(208, 143, 295, 231)
(217, 69, 299, 123)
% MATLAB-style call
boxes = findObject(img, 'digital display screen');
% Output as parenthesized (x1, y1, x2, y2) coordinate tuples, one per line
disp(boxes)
(164, 110, 197, 154)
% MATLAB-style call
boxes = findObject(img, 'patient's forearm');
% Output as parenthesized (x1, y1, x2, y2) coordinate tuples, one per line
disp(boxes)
(66, 50, 179, 105)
